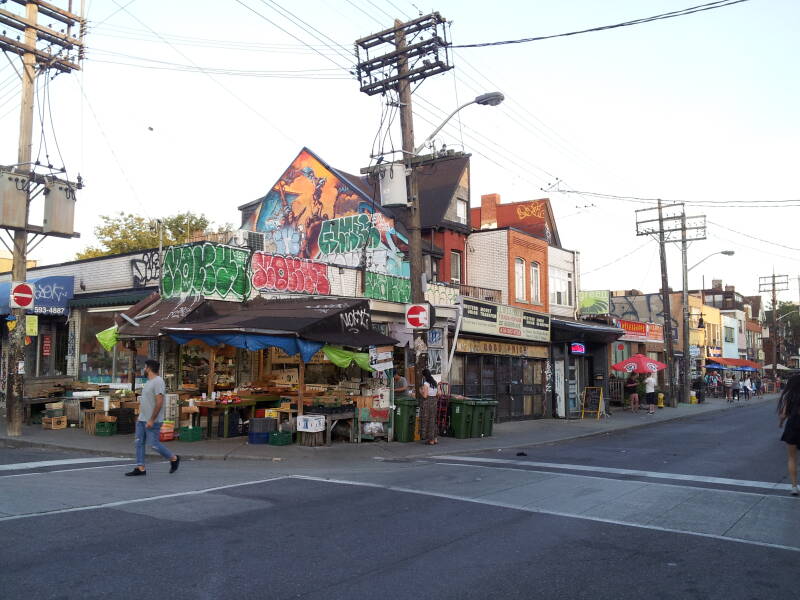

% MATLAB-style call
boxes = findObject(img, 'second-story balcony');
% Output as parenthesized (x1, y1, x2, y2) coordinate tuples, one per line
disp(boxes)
(459, 283, 502, 303)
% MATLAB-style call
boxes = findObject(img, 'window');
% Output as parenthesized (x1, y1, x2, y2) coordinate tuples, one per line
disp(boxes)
(456, 197, 468, 225)
(724, 326, 735, 343)
(530, 262, 540, 304)
(549, 266, 574, 306)
(423, 255, 439, 283)
(450, 250, 462, 284)
(515, 258, 526, 301)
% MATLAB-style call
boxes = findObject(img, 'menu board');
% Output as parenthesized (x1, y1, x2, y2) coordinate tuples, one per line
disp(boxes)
(461, 298, 550, 342)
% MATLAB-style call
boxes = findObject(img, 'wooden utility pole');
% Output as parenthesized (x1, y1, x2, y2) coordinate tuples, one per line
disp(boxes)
(680, 213, 691, 406)
(759, 274, 789, 388)
(2, 1, 85, 436)
(656, 200, 677, 407)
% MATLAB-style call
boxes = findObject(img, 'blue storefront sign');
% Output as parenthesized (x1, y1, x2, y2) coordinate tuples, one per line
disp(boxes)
(0, 276, 74, 316)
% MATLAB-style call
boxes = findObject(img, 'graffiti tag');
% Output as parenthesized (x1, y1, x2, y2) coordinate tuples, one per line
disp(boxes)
(318, 214, 380, 256)
(161, 243, 251, 301)
(130, 249, 161, 289)
(516, 202, 545, 221)
(340, 306, 370, 333)
(545, 360, 553, 394)
(425, 282, 459, 306)
(251, 252, 331, 295)
(35, 282, 68, 303)
(364, 271, 411, 304)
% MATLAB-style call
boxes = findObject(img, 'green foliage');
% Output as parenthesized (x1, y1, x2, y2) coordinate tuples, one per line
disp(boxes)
(777, 301, 800, 352)
(76, 212, 213, 259)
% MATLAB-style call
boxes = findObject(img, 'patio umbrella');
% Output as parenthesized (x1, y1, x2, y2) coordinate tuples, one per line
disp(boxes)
(612, 353, 668, 374)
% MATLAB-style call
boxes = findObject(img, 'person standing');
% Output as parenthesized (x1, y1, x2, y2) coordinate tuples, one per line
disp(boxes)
(393, 371, 409, 396)
(778, 374, 800, 496)
(723, 372, 734, 402)
(625, 373, 640, 412)
(419, 368, 439, 445)
(126, 359, 180, 476)
(732, 375, 741, 402)
(742, 375, 752, 401)
(644, 372, 657, 415)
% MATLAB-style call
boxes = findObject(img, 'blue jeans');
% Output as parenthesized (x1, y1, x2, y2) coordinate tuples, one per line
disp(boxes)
(135, 421, 175, 467)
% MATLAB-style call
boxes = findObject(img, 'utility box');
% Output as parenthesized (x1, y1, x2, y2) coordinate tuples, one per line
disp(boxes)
(43, 179, 77, 235)
(0, 169, 29, 229)
(378, 162, 408, 207)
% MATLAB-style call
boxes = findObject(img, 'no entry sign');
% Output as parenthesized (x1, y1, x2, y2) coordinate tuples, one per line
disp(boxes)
(9, 282, 35, 309)
(405, 303, 431, 330)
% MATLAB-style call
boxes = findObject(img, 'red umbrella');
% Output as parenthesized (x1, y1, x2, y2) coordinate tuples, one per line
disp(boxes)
(612, 353, 667, 374)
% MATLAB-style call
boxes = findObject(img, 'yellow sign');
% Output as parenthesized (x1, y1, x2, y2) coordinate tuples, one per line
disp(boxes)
(25, 315, 38, 336)
(456, 338, 548, 358)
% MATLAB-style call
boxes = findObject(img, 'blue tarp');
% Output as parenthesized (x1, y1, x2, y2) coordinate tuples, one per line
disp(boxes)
(167, 333, 323, 363)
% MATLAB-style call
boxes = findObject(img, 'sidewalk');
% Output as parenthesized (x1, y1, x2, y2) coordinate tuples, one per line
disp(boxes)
(0, 395, 777, 464)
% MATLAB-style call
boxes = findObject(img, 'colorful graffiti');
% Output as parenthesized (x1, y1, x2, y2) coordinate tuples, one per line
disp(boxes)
(161, 243, 251, 300)
(251, 252, 331, 295)
(364, 272, 411, 304)
(244, 149, 408, 276)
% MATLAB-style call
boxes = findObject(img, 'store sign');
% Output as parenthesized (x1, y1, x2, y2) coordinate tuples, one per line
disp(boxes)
(570, 342, 586, 355)
(0, 276, 75, 315)
(578, 290, 610, 316)
(456, 338, 549, 358)
(369, 345, 394, 371)
(42, 334, 52, 356)
(461, 298, 550, 342)
(616, 319, 664, 343)
(25, 315, 38, 336)
(404, 303, 431, 330)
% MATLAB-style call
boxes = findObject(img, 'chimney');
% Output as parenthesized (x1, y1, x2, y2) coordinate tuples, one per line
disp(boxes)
(480, 193, 499, 229)
(712, 279, 723, 291)
(724, 285, 735, 292)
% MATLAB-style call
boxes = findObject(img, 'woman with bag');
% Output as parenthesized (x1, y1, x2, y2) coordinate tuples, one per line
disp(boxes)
(420, 368, 439, 445)
(778, 374, 800, 496)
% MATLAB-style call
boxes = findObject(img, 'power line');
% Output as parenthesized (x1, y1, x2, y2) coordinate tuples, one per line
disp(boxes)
(556, 189, 800, 207)
(581, 241, 651, 275)
(454, 0, 752, 48)
(708, 220, 800, 252)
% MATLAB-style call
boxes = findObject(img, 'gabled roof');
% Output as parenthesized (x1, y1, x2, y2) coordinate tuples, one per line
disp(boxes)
(471, 197, 562, 248)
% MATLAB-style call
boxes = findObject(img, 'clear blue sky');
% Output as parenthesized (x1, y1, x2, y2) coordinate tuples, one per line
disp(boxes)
(0, 0, 796, 303)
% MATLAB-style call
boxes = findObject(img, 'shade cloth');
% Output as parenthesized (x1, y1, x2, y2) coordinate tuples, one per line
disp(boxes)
(322, 345, 373, 371)
(167, 332, 323, 363)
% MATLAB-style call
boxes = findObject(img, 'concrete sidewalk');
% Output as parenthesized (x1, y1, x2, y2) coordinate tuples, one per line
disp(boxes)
(0, 395, 777, 464)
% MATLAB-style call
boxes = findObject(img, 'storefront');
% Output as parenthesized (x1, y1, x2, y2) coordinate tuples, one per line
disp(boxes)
(447, 298, 551, 421)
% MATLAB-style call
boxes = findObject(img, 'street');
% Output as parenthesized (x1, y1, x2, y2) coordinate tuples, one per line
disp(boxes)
(1, 399, 797, 600)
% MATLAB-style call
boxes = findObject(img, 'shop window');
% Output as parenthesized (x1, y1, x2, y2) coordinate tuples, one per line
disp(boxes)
(78, 310, 148, 385)
(514, 258, 526, 302)
(530, 262, 540, 304)
(450, 250, 462, 284)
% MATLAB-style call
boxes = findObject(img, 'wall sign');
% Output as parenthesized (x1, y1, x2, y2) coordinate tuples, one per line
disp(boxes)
(461, 298, 550, 343)
(42, 334, 52, 356)
(570, 342, 586, 355)
(455, 338, 549, 358)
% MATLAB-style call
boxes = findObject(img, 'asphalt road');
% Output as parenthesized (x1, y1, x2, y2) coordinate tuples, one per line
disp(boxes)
(0, 400, 796, 600)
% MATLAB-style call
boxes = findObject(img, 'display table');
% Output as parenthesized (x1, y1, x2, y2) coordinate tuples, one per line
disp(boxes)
(322, 411, 355, 446)
(203, 400, 257, 439)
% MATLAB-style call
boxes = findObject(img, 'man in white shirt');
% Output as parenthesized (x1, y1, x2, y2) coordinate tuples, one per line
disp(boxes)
(644, 373, 657, 415)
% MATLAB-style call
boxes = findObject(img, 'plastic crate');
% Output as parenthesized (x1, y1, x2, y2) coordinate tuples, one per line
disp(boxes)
(45, 408, 64, 418)
(179, 427, 202, 442)
(95, 421, 117, 436)
(249, 417, 277, 433)
(159, 431, 175, 442)
(248, 431, 270, 445)
(268, 431, 293, 446)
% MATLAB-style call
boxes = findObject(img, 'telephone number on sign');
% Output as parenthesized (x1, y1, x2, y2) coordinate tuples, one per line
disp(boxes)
(32, 307, 66, 315)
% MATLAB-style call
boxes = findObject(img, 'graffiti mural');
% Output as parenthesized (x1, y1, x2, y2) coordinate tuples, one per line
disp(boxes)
(243, 149, 408, 276)
(130, 249, 160, 289)
(610, 294, 678, 338)
(161, 243, 251, 301)
(425, 282, 459, 306)
(251, 251, 331, 295)
(364, 272, 411, 304)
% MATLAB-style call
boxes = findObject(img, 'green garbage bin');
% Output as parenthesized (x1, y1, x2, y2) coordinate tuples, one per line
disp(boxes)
(470, 399, 486, 438)
(482, 400, 498, 437)
(394, 396, 418, 442)
(449, 398, 475, 439)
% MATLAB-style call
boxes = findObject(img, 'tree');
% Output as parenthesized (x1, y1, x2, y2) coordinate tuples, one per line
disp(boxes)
(76, 212, 220, 259)
(777, 301, 800, 356)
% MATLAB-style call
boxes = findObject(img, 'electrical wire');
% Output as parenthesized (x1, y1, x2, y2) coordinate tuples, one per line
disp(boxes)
(556, 189, 800, 207)
(582, 241, 651, 275)
(453, 0, 752, 48)
(708, 220, 800, 252)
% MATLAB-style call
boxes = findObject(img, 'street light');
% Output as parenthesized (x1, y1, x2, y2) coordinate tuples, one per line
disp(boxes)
(414, 92, 505, 155)
(688, 250, 735, 272)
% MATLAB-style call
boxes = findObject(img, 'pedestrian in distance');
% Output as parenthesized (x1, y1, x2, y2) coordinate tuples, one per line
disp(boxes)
(723, 372, 734, 402)
(755, 376, 762, 397)
(126, 359, 180, 477)
(419, 368, 439, 445)
(777, 374, 800, 496)
(625, 373, 640, 412)
(742, 375, 752, 401)
(732, 375, 741, 402)
(644, 372, 657, 415)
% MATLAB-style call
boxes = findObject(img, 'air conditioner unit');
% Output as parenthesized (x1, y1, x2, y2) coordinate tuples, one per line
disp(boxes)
(246, 231, 265, 251)
(378, 162, 408, 207)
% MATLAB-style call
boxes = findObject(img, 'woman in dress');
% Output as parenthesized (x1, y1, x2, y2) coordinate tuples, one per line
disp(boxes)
(419, 368, 439, 445)
(625, 374, 640, 413)
(778, 374, 800, 496)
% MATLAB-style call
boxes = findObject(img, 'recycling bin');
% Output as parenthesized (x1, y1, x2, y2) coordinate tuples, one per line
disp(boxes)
(449, 398, 476, 439)
(394, 396, 418, 442)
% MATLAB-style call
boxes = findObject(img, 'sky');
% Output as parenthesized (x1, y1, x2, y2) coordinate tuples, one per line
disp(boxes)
(0, 0, 797, 306)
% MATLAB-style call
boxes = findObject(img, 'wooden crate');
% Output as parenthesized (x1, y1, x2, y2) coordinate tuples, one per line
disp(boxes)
(42, 416, 67, 430)
(83, 409, 105, 435)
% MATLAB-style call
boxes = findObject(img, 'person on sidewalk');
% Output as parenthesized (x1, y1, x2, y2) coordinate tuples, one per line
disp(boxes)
(644, 372, 657, 415)
(393, 371, 409, 396)
(126, 359, 180, 477)
(777, 374, 800, 496)
(419, 368, 439, 445)
(723, 372, 734, 402)
(742, 375, 752, 401)
(732, 375, 741, 402)
(625, 373, 640, 412)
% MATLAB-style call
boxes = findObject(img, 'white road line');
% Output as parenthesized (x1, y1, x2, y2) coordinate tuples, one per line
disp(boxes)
(429, 455, 792, 491)
(291, 475, 800, 553)
(0, 457, 128, 471)
(0, 463, 136, 478)
(0, 476, 288, 522)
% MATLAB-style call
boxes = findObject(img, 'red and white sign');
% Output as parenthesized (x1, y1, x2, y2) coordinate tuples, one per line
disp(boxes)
(41, 334, 52, 357)
(9, 282, 35, 309)
(404, 303, 431, 330)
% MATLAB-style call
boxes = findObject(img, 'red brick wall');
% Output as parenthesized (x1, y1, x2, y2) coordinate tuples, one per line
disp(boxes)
(427, 229, 468, 284)
(506, 230, 548, 312)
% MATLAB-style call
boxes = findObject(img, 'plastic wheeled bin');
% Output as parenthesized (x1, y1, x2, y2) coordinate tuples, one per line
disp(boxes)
(394, 396, 418, 442)
(449, 398, 476, 439)
(470, 399, 486, 438)
(481, 400, 498, 437)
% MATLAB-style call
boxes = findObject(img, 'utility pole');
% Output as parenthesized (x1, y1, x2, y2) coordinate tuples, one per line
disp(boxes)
(760, 274, 789, 386)
(1, 1, 85, 436)
(636, 201, 706, 407)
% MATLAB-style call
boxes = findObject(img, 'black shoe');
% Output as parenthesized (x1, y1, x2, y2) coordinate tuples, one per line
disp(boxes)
(125, 468, 146, 476)
(170, 455, 180, 474)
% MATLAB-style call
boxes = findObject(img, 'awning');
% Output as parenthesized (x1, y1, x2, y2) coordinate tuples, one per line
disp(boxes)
(550, 318, 625, 343)
(70, 288, 156, 309)
(709, 357, 761, 369)
(117, 295, 203, 339)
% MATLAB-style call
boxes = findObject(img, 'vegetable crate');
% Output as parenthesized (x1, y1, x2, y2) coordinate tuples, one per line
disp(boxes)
(95, 422, 117, 436)
(42, 416, 67, 430)
(268, 431, 293, 446)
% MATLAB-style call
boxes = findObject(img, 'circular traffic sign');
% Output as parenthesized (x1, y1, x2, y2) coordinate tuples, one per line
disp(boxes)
(406, 304, 429, 328)
(11, 282, 34, 308)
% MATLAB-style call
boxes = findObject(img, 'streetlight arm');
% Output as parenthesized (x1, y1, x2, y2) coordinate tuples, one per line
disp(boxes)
(688, 250, 734, 272)
(413, 99, 476, 155)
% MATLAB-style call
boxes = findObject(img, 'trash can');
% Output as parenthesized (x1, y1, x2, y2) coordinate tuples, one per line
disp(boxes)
(482, 400, 498, 437)
(470, 399, 486, 438)
(394, 396, 418, 442)
(449, 398, 475, 439)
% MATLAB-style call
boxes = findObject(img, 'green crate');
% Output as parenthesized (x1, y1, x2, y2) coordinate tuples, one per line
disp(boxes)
(179, 426, 202, 442)
(268, 431, 293, 446)
(95, 422, 117, 436)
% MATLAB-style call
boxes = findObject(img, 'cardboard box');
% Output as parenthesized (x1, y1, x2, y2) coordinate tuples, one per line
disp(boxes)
(296, 414, 325, 433)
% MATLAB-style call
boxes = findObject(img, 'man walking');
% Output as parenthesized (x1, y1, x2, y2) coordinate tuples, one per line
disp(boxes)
(126, 359, 180, 476)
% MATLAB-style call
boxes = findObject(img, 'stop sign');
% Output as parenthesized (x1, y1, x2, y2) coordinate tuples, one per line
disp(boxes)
(10, 282, 35, 309)
(405, 303, 430, 329)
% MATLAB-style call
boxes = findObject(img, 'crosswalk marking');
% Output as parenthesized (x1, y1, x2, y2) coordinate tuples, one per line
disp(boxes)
(0, 457, 126, 472)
